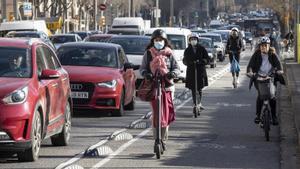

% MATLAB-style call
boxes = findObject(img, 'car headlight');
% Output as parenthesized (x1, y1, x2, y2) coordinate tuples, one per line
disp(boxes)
(97, 80, 117, 88)
(2, 86, 28, 104)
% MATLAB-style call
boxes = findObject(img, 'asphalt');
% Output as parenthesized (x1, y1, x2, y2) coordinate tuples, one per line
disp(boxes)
(278, 53, 300, 169)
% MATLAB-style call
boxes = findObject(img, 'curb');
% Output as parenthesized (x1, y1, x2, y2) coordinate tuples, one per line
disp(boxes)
(279, 61, 300, 169)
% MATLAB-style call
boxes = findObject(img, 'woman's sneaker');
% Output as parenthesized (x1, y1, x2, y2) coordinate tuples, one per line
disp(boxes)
(254, 117, 260, 124)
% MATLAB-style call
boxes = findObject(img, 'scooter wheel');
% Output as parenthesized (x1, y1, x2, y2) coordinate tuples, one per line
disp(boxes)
(193, 107, 198, 118)
(154, 144, 161, 159)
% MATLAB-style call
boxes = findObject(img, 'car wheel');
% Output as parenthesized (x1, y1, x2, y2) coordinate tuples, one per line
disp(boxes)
(51, 101, 71, 146)
(113, 90, 125, 117)
(124, 97, 135, 110)
(18, 110, 42, 162)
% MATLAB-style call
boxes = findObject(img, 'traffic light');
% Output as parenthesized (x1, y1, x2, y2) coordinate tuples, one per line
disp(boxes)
(99, 16, 106, 26)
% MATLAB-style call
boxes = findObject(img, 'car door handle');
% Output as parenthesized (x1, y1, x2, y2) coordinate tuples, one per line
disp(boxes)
(52, 83, 58, 87)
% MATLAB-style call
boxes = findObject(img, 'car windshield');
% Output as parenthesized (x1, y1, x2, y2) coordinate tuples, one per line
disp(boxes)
(8, 33, 40, 38)
(0, 47, 31, 78)
(201, 35, 222, 43)
(87, 37, 111, 42)
(212, 32, 229, 41)
(50, 36, 75, 43)
(58, 46, 118, 68)
(245, 32, 252, 37)
(110, 38, 149, 55)
(167, 35, 186, 50)
(198, 39, 212, 48)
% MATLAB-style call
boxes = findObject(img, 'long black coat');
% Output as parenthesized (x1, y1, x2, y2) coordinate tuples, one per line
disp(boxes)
(183, 44, 209, 90)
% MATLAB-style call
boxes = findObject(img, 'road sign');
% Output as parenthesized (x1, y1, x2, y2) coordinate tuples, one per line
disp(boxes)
(99, 4, 106, 11)
(23, 2, 32, 17)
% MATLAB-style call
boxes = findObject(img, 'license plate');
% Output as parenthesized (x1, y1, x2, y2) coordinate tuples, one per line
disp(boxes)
(71, 92, 89, 99)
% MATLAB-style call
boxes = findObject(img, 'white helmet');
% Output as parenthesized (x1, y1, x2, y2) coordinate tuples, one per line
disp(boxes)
(231, 27, 239, 32)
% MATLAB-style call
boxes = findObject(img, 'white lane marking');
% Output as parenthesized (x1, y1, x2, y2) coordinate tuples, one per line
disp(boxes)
(91, 128, 151, 169)
(56, 64, 229, 169)
(92, 97, 193, 168)
(91, 64, 230, 168)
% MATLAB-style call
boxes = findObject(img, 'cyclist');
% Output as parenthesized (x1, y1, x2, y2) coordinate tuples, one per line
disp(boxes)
(284, 30, 294, 51)
(226, 27, 243, 86)
(269, 29, 279, 54)
(183, 33, 209, 112)
(139, 29, 180, 151)
(246, 36, 285, 125)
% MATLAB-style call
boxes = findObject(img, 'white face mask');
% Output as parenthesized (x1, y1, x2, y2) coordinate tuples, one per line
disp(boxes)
(154, 41, 165, 50)
(190, 40, 198, 46)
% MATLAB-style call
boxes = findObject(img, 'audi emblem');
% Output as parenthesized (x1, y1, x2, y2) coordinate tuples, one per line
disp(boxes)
(71, 84, 83, 90)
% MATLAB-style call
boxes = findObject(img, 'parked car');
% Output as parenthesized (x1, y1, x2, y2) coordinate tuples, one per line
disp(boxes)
(6, 31, 55, 49)
(84, 34, 115, 42)
(0, 38, 72, 162)
(50, 34, 82, 49)
(57, 42, 137, 116)
(199, 33, 225, 62)
(198, 37, 217, 68)
(68, 31, 92, 40)
(108, 35, 151, 86)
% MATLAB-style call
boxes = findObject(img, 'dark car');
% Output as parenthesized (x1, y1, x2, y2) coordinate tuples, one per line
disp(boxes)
(0, 38, 72, 161)
(198, 37, 217, 68)
(84, 34, 115, 42)
(69, 31, 92, 40)
(57, 42, 137, 116)
(244, 31, 253, 44)
(108, 35, 151, 85)
(50, 34, 82, 49)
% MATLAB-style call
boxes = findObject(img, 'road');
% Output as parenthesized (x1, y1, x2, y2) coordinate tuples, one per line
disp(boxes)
(0, 47, 280, 169)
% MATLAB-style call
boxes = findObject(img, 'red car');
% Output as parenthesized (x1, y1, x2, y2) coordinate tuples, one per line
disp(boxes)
(57, 42, 137, 116)
(0, 38, 72, 161)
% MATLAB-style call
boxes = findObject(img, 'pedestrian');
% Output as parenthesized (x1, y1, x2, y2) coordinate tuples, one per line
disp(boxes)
(284, 30, 294, 51)
(246, 36, 285, 126)
(226, 27, 243, 86)
(183, 33, 209, 114)
(139, 29, 180, 151)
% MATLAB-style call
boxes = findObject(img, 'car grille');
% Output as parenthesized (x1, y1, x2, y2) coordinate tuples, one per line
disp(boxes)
(70, 82, 95, 105)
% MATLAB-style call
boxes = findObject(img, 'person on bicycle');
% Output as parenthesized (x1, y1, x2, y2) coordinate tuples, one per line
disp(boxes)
(139, 29, 180, 151)
(226, 27, 243, 85)
(269, 28, 279, 55)
(284, 30, 294, 51)
(183, 33, 209, 112)
(246, 36, 284, 125)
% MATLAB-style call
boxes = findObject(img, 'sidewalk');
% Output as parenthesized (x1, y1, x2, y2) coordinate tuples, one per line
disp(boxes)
(279, 58, 300, 169)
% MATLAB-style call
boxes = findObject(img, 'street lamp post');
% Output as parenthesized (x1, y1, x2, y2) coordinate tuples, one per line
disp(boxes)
(94, 0, 98, 30)
(169, 0, 174, 27)
(155, 0, 159, 27)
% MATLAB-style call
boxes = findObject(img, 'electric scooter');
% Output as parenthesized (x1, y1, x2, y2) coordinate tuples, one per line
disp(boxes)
(153, 70, 164, 159)
(193, 61, 201, 118)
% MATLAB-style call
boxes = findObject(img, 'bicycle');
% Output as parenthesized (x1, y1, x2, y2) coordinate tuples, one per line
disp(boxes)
(255, 73, 276, 141)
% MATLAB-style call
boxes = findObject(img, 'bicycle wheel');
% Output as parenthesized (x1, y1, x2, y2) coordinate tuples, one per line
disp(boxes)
(262, 107, 270, 141)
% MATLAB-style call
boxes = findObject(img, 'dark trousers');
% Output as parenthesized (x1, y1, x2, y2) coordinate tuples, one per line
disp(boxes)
(229, 52, 240, 77)
(191, 89, 202, 105)
(256, 96, 277, 119)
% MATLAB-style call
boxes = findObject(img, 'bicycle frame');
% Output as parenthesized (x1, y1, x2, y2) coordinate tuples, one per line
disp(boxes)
(256, 75, 275, 141)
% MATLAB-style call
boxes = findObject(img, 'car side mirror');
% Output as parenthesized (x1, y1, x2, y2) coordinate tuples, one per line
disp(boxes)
(124, 62, 140, 71)
(40, 69, 60, 79)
